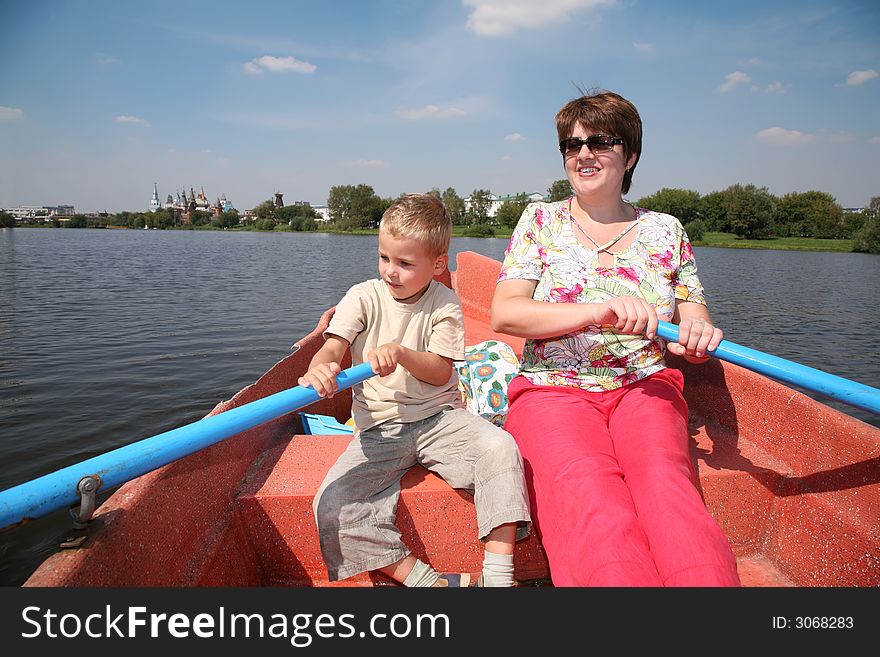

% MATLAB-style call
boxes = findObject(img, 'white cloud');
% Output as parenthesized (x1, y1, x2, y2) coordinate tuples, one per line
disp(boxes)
(115, 115, 149, 126)
(846, 69, 878, 86)
(766, 81, 790, 94)
(755, 127, 815, 145)
(869, 137, 880, 145)
(395, 104, 467, 120)
(94, 52, 121, 65)
(828, 132, 855, 143)
(243, 55, 317, 75)
(0, 106, 24, 121)
(719, 71, 751, 93)
(463, 0, 616, 37)
(633, 42, 655, 54)
(347, 159, 386, 168)
(504, 132, 523, 141)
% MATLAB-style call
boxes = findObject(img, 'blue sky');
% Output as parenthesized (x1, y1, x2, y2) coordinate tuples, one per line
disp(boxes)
(1, 0, 878, 213)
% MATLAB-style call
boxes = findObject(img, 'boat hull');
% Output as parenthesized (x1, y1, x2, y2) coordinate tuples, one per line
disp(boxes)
(24, 252, 880, 587)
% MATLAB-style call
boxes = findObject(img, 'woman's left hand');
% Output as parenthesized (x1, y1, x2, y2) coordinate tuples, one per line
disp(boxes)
(667, 318, 723, 362)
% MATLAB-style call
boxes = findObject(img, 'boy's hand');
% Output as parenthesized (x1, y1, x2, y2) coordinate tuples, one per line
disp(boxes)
(298, 362, 343, 398)
(368, 343, 405, 377)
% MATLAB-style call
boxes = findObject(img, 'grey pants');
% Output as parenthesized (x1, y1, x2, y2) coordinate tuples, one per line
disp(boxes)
(313, 407, 531, 581)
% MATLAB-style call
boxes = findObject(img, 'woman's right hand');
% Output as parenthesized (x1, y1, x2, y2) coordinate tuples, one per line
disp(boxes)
(590, 296, 659, 340)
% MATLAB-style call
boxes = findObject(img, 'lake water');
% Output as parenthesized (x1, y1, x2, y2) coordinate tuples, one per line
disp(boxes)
(1, 227, 878, 585)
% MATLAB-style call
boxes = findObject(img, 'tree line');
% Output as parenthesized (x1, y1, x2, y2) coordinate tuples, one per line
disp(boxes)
(2, 181, 877, 253)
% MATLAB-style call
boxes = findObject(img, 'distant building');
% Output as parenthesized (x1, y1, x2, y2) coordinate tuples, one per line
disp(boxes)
(152, 184, 235, 222)
(149, 183, 162, 212)
(463, 192, 546, 218)
(4, 205, 75, 222)
(313, 205, 331, 222)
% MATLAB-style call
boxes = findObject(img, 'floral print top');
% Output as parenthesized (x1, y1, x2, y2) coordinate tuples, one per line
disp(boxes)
(498, 199, 706, 391)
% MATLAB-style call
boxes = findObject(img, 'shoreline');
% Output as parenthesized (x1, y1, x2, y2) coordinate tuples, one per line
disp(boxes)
(5, 225, 861, 254)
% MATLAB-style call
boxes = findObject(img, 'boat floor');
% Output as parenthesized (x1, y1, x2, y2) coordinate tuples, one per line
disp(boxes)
(195, 410, 864, 587)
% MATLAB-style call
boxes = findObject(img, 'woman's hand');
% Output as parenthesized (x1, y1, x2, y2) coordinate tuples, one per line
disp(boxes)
(591, 296, 659, 339)
(667, 317, 723, 362)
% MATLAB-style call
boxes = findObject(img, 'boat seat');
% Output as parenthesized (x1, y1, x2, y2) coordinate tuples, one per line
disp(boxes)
(234, 433, 550, 586)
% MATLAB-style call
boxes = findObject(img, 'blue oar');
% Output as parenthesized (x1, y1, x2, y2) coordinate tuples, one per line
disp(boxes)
(656, 320, 879, 415)
(0, 362, 376, 530)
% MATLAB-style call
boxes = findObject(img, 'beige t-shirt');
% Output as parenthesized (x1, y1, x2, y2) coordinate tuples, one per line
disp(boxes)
(325, 278, 465, 430)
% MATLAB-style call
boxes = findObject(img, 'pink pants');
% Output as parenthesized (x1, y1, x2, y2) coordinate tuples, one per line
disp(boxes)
(505, 368, 741, 587)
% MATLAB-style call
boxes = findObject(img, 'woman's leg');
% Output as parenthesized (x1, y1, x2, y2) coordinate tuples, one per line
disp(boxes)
(609, 368, 741, 586)
(504, 377, 662, 586)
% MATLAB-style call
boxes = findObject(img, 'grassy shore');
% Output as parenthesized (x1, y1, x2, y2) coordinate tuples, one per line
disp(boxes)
(694, 232, 853, 252)
(13, 224, 857, 253)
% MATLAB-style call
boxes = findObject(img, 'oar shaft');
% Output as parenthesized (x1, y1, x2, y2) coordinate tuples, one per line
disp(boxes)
(0, 362, 376, 530)
(657, 320, 880, 415)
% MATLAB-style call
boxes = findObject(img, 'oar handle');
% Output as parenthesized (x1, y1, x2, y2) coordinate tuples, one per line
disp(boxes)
(0, 362, 377, 530)
(656, 320, 880, 415)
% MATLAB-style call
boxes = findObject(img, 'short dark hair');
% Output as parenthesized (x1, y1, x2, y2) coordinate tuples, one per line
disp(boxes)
(555, 90, 642, 195)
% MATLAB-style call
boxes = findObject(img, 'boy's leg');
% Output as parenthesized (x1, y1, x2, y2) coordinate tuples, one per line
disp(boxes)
(313, 425, 417, 581)
(415, 408, 531, 544)
(504, 377, 663, 586)
(413, 408, 530, 586)
(608, 368, 741, 586)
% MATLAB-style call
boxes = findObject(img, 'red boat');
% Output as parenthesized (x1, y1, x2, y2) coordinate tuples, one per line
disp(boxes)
(22, 252, 880, 587)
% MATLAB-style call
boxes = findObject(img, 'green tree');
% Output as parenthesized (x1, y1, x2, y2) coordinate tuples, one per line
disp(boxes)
(276, 204, 316, 226)
(427, 187, 442, 200)
(842, 210, 866, 238)
(327, 184, 383, 229)
(683, 219, 706, 242)
(254, 200, 277, 222)
(547, 179, 573, 202)
(774, 191, 844, 238)
(635, 188, 702, 224)
(495, 193, 530, 228)
(148, 209, 175, 229)
(66, 214, 88, 228)
(466, 189, 492, 225)
(699, 191, 729, 232)
(211, 209, 240, 229)
(853, 196, 880, 253)
(189, 210, 211, 226)
(724, 184, 775, 239)
(0, 211, 14, 228)
(441, 187, 465, 225)
(463, 224, 495, 237)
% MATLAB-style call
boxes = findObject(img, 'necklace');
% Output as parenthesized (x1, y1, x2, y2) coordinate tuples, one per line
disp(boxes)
(568, 198, 638, 253)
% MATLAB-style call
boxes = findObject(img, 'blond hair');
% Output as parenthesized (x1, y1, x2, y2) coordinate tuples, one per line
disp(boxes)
(379, 194, 451, 257)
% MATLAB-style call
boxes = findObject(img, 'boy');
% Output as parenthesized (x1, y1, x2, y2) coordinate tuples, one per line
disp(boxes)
(299, 194, 530, 587)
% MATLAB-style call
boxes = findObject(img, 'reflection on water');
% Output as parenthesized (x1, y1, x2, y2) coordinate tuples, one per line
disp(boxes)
(1, 228, 877, 584)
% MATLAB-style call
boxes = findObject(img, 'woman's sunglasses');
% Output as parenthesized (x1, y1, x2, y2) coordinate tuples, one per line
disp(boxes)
(559, 135, 624, 157)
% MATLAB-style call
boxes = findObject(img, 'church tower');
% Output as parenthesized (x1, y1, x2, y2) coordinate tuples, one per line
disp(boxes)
(149, 183, 161, 212)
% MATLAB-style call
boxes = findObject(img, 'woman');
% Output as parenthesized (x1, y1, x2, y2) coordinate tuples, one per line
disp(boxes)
(491, 90, 740, 586)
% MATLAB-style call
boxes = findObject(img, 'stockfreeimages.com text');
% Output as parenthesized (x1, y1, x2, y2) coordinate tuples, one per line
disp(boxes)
(21, 605, 451, 646)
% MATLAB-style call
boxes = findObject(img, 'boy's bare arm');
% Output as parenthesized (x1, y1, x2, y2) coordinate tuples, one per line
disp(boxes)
(298, 334, 351, 398)
(369, 343, 453, 386)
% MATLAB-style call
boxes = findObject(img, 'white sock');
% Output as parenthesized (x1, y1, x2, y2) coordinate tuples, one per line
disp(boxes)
(481, 550, 515, 587)
(402, 559, 441, 587)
